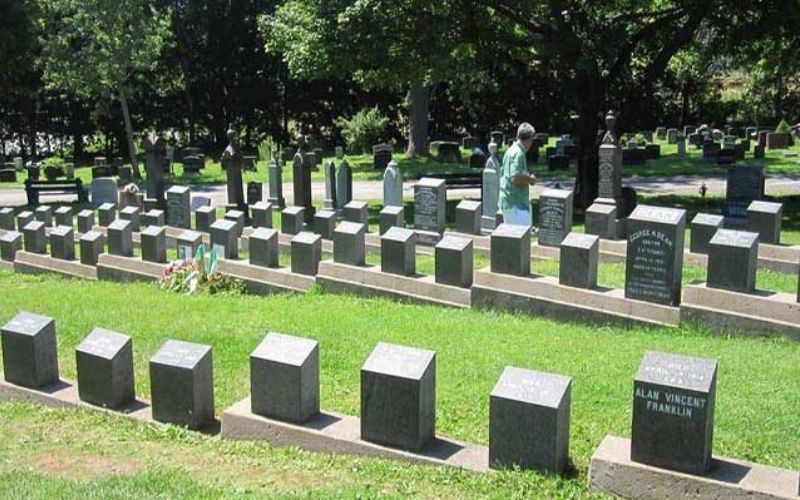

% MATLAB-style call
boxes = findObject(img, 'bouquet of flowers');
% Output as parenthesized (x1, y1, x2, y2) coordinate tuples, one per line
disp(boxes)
(160, 244, 244, 295)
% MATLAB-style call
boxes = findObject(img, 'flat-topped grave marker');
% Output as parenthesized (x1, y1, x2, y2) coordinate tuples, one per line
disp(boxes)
(166, 186, 191, 229)
(1, 312, 58, 388)
(585, 202, 617, 240)
(77, 210, 94, 233)
(559, 233, 598, 289)
(361, 342, 436, 451)
(54, 206, 73, 228)
(119, 206, 140, 232)
(50, 225, 75, 260)
(490, 223, 531, 277)
(97, 203, 116, 227)
(209, 219, 238, 259)
(16, 210, 34, 232)
(291, 232, 322, 276)
(379, 205, 404, 235)
(141, 225, 167, 263)
(625, 205, 686, 306)
(250, 332, 319, 423)
(0, 207, 14, 230)
(746, 201, 782, 245)
(689, 213, 724, 254)
(537, 189, 574, 247)
(224, 209, 245, 238)
(312, 210, 337, 240)
(435, 235, 473, 287)
(381, 227, 416, 276)
(80, 231, 104, 265)
(0, 231, 22, 262)
(107, 219, 133, 257)
(141, 209, 165, 228)
(281, 206, 305, 235)
(35, 206, 53, 227)
(76, 328, 135, 409)
(23, 220, 47, 254)
(456, 200, 482, 235)
(251, 201, 273, 229)
(632, 351, 717, 475)
(343, 200, 369, 226)
(249, 227, 279, 268)
(414, 177, 446, 239)
(490, 366, 571, 474)
(150, 339, 214, 429)
(176, 230, 202, 261)
(334, 221, 366, 266)
(195, 205, 216, 233)
(707, 229, 758, 293)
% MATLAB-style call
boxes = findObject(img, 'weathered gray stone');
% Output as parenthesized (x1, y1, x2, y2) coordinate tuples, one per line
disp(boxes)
(291, 232, 322, 276)
(490, 366, 571, 474)
(224, 209, 245, 238)
(194, 205, 216, 233)
(379, 205, 404, 235)
(482, 146, 501, 230)
(54, 206, 73, 228)
(383, 161, 403, 207)
(456, 200, 482, 235)
(75, 328, 135, 409)
(250, 332, 319, 423)
(119, 206, 141, 232)
(537, 189, 574, 247)
(625, 205, 686, 306)
(336, 156, 353, 210)
(585, 203, 617, 240)
(209, 219, 239, 259)
(559, 233, 598, 289)
(77, 210, 94, 233)
(268, 155, 286, 209)
(312, 210, 337, 240)
(49, 225, 75, 261)
(435, 235, 473, 287)
(281, 206, 305, 235)
(107, 219, 133, 257)
(0, 231, 22, 261)
(0, 207, 14, 230)
(34, 206, 52, 227)
(361, 342, 436, 451)
(324, 160, 337, 210)
(176, 230, 202, 261)
(23, 220, 47, 254)
(746, 201, 782, 245)
(16, 211, 34, 232)
(632, 351, 717, 475)
(597, 112, 623, 208)
(414, 178, 446, 234)
(251, 201, 273, 229)
(91, 178, 119, 208)
(707, 229, 758, 293)
(149, 339, 214, 429)
(141, 225, 167, 263)
(141, 209, 165, 228)
(689, 213, 724, 254)
(381, 227, 416, 276)
(490, 223, 530, 277)
(98, 203, 116, 227)
(333, 221, 366, 266)
(1, 312, 58, 388)
(343, 201, 369, 226)
(79, 231, 104, 265)
(249, 227, 279, 268)
(166, 186, 191, 229)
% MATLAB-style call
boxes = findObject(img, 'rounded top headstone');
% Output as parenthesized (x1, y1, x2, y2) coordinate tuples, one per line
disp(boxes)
(335, 146, 344, 159)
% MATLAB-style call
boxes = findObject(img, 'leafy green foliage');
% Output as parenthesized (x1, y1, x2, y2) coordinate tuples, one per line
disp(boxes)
(775, 119, 792, 134)
(335, 107, 389, 153)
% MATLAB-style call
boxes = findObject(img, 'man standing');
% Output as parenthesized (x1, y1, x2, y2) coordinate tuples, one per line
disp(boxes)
(499, 122, 537, 226)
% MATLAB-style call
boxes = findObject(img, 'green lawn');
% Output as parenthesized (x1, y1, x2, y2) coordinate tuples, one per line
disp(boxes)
(0, 271, 798, 497)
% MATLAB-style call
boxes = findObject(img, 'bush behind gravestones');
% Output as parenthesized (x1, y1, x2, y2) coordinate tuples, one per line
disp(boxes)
(335, 107, 390, 154)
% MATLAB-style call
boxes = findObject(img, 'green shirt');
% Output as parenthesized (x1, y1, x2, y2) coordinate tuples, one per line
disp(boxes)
(499, 141, 530, 211)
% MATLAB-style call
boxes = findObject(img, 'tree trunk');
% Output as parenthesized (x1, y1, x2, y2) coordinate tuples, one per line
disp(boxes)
(680, 82, 689, 127)
(118, 87, 141, 178)
(406, 83, 430, 157)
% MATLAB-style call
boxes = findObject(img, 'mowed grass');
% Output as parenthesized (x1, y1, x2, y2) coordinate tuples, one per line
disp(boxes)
(0, 270, 798, 497)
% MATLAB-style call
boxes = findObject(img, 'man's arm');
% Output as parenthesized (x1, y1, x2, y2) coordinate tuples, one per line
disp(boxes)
(510, 151, 536, 187)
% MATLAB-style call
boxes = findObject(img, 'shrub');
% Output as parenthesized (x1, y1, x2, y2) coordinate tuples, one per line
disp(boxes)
(775, 119, 792, 134)
(335, 107, 389, 154)
(41, 156, 65, 180)
(257, 137, 274, 162)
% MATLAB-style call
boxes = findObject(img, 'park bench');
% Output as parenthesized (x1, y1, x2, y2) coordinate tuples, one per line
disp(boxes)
(25, 178, 88, 205)
(417, 172, 482, 189)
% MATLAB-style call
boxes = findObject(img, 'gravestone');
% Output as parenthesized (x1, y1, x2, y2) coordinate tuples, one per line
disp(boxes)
(585, 203, 617, 240)
(79, 231, 104, 265)
(455, 200, 482, 235)
(91, 178, 119, 208)
(281, 206, 305, 235)
(724, 165, 764, 221)
(624, 205, 686, 306)
(250, 332, 319, 423)
(559, 233, 598, 289)
(667, 128, 678, 144)
(361, 342, 436, 451)
(379, 205, 404, 235)
(383, 160, 403, 207)
(490, 131, 505, 145)
(312, 210, 337, 240)
(268, 155, 286, 209)
(292, 135, 314, 223)
(246, 182, 262, 206)
(166, 186, 191, 229)
(414, 177, 446, 238)
(490, 367, 571, 474)
(462, 136, 477, 150)
(491, 223, 531, 277)
(77, 210, 94, 233)
(753, 144, 765, 159)
(222, 127, 246, 210)
(54, 206, 73, 228)
(23, 220, 47, 254)
(249, 227, 279, 268)
(142, 209, 165, 228)
(655, 127, 666, 140)
(677, 138, 686, 159)
(435, 235, 473, 287)
(119, 206, 140, 232)
(596, 112, 623, 210)
(50, 225, 75, 260)
(98, 203, 116, 227)
(336, 148, 353, 210)
(250, 201, 272, 229)
(209, 219, 238, 259)
(35, 206, 53, 227)
(343, 201, 369, 226)
(224, 210, 245, 238)
(143, 135, 166, 206)
(76, 328, 135, 409)
(437, 142, 461, 163)
(190, 196, 212, 212)
(141, 225, 167, 263)
(107, 219, 133, 257)
(537, 189, 574, 247)
(746, 201, 782, 245)
(482, 143, 501, 230)
(323, 160, 337, 210)
(290, 232, 322, 276)
(195, 205, 216, 233)
(632, 351, 717, 475)
(372, 143, 392, 171)
(176, 230, 202, 261)
(702, 141, 720, 162)
(149, 340, 214, 429)
(1, 312, 59, 388)
(470, 148, 487, 169)
(16, 211, 34, 232)
(381, 227, 416, 276)
(707, 229, 758, 293)
(0, 207, 14, 230)
(689, 214, 724, 254)
(333, 221, 366, 266)
(1, 231, 22, 261)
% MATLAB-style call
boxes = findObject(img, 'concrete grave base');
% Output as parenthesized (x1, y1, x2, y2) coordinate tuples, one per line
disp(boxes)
(472, 269, 680, 328)
(681, 282, 800, 340)
(96, 254, 164, 283)
(589, 436, 799, 499)
(13, 250, 97, 280)
(216, 259, 315, 295)
(0, 260, 13, 272)
(221, 397, 488, 472)
(316, 261, 471, 308)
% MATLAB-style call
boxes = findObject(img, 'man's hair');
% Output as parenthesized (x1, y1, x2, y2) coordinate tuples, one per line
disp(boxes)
(517, 122, 535, 141)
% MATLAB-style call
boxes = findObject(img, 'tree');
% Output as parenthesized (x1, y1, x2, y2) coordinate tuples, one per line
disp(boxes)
(38, 0, 171, 177)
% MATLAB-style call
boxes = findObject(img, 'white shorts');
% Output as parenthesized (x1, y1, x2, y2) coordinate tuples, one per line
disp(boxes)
(502, 207, 532, 227)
